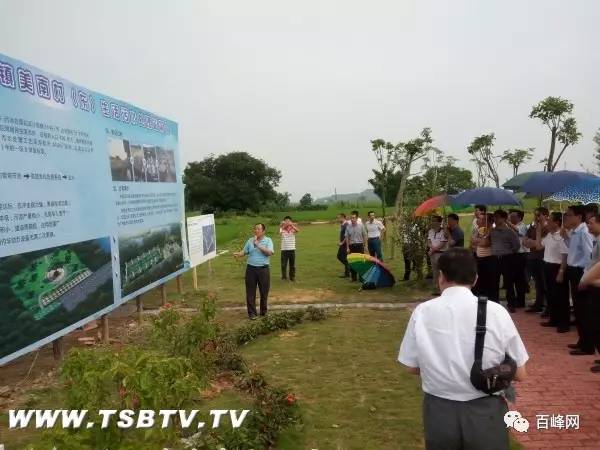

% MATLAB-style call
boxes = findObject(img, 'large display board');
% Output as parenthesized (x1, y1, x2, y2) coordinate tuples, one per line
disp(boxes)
(0, 53, 188, 364)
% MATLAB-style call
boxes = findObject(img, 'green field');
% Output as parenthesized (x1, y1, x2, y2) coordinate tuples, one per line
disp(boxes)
(9, 249, 89, 320)
(141, 205, 542, 312)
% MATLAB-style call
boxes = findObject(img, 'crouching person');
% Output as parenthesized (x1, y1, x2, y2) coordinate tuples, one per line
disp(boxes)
(398, 248, 529, 450)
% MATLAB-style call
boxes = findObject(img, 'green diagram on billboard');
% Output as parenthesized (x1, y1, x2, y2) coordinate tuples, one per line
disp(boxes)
(9, 249, 90, 320)
(119, 223, 184, 297)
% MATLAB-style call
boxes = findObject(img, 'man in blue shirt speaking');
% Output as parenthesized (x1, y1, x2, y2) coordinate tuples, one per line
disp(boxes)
(234, 223, 274, 319)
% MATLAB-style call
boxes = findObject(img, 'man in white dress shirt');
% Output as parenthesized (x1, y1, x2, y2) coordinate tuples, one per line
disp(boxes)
(398, 248, 528, 450)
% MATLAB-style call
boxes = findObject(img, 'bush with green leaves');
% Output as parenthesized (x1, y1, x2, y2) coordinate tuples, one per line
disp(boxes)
(233, 308, 330, 346)
(40, 346, 205, 449)
(31, 301, 331, 450)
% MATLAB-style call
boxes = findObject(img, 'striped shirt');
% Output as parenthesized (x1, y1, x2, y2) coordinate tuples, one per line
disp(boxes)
(280, 227, 297, 250)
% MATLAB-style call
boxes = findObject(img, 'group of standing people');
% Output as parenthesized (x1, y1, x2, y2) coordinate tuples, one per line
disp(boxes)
(470, 203, 600, 372)
(336, 210, 386, 281)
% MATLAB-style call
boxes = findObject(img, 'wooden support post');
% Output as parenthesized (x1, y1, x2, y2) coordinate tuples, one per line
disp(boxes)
(192, 266, 199, 291)
(176, 274, 183, 295)
(160, 284, 167, 306)
(208, 260, 213, 275)
(136, 295, 143, 323)
(100, 315, 109, 344)
(52, 337, 64, 361)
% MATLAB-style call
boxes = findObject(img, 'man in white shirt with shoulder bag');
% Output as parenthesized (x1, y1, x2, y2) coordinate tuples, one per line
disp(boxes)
(398, 248, 529, 450)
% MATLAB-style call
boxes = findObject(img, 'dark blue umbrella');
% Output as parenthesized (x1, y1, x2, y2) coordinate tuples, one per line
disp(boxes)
(450, 187, 520, 206)
(547, 178, 600, 204)
(502, 171, 544, 191)
(520, 170, 597, 196)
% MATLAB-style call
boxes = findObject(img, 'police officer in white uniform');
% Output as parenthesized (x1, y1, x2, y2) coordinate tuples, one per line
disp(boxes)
(398, 248, 529, 450)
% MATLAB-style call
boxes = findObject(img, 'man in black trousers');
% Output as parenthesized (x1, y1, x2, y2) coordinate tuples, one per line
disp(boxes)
(234, 223, 274, 320)
(563, 205, 594, 355)
(336, 213, 350, 277)
(490, 210, 521, 313)
(345, 212, 367, 282)
(523, 207, 549, 314)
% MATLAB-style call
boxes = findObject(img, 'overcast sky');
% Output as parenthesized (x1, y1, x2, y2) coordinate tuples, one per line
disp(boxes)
(1, 0, 598, 200)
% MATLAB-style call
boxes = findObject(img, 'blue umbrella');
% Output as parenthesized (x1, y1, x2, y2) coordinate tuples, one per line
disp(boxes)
(502, 171, 543, 191)
(360, 261, 396, 290)
(520, 170, 597, 196)
(547, 178, 600, 204)
(450, 187, 521, 206)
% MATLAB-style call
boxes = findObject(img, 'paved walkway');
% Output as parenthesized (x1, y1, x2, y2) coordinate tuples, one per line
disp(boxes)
(142, 301, 419, 315)
(510, 309, 600, 449)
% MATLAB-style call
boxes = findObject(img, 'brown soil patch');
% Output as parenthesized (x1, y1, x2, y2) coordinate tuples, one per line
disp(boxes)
(269, 288, 336, 303)
(278, 331, 299, 339)
(201, 373, 235, 399)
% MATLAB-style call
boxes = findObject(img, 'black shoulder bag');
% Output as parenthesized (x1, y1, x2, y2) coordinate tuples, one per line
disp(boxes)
(470, 296, 517, 394)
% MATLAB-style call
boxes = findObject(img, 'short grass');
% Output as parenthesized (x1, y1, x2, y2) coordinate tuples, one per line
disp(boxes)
(240, 309, 523, 450)
(142, 222, 435, 310)
(241, 309, 424, 449)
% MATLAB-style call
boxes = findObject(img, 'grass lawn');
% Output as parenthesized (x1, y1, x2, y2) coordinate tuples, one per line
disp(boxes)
(241, 308, 424, 449)
(142, 210, 507, 310)
(239, 308, 523, 450)
(140, 222, 435, 311)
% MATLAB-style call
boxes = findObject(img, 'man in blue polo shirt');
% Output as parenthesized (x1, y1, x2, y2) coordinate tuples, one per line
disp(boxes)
(234, 223, 274, 319)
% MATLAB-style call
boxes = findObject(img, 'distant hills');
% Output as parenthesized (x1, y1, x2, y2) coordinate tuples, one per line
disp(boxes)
(315, 189, 380, 204)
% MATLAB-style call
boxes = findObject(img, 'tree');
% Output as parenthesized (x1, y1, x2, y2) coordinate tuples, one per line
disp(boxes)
(368, 170, 400, 207)
(470, 157, 486, 187)
(500, 148, 534, 177)
(553, 117, 582, 171)
(275, 192, 291, 209)
(405, 163, 475, 200)
(392, 128, 435, 252)
(299, 193, 313, 207)
(467, 133, 500, 187)
(594, 129, 600, 174)
(183, 152, 281, 213)
(370, 139, 399, 218)
(529, 96, 579, 172)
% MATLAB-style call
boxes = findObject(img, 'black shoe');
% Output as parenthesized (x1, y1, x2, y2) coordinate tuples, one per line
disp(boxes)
(567, 344, 580, 349)
(249, 315, 258, 321)
(557, 327, 570, 333)
(290, 278, 295, 282)
(594, 360, 600, 365)
(431, 291, 441, 296)
(526, 307, 543, 313)
(540, 321, 557, 327)
(508, 306, 516, 313)
(570, 349, 595, 356)
(590, 365, 600, 373)
(402, 277, 410, 281)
